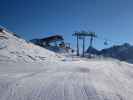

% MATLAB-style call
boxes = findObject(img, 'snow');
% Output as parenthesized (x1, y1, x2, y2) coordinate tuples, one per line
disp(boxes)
(0, 29, 133, 100)
(1, 60, 133, 100)
(0, 30, 62, 63)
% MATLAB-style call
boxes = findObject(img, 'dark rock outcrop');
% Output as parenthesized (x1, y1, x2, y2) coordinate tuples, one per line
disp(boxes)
(86, 43, 133, 63)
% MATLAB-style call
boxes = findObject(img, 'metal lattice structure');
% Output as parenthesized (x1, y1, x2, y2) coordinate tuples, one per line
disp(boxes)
(73, 31, 97, 57)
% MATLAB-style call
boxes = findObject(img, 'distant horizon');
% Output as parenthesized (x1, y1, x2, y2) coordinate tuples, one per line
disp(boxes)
(1, 24, 133, 52)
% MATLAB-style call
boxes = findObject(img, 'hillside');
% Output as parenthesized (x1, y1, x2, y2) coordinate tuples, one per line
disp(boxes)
(86, 43, 133, 64)
(100, 43, 133, 63)
(0, 29, 61, 63)
(0, 28, 133, 100)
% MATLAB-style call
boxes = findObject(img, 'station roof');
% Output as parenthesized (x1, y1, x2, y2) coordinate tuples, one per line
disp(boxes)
(41, 35, 64, 43)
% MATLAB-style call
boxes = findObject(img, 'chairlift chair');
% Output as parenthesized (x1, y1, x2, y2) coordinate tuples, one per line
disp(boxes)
(104, 40, 108, 45)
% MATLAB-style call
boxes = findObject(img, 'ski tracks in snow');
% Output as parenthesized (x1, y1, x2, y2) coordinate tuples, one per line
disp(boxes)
(0, 60, 133, 100)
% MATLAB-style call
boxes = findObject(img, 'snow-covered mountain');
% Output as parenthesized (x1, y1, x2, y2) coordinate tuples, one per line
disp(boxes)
(86, 43, 133, 63)
(0, 28, 133, 100)
(100, 43, 133, 63)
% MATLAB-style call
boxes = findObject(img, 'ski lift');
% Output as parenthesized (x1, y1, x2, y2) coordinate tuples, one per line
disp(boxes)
(104, 40, 109, 45)
(79, 36, 85, 39)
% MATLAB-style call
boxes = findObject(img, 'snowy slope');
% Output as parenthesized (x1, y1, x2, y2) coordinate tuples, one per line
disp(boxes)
(0, 29, 61, 62)
(0, 28, 133, 100)
(0, 59, 133, 100)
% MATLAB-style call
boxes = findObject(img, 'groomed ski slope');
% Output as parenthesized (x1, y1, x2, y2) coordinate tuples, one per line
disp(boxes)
(0, 29, 133, 100)
(0, 60, 133, 100)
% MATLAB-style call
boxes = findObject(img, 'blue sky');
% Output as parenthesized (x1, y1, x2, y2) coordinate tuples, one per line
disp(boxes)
(0, 0, 133, 50)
